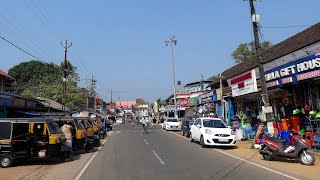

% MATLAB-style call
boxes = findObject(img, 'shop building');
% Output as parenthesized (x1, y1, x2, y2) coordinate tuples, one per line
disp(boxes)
(209, 22, 320, 122)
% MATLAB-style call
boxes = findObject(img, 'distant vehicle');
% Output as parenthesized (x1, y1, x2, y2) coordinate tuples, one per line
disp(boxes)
(189, 118, 236, 148)
(181, 116, 196, 137)
(162, 118, 181, 131)
(139, 116, 150, 125)
(104, 119, 113, 130)
(116, 118, 123, 125)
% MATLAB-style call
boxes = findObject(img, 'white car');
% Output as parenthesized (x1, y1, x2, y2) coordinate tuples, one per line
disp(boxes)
(162, 118, 181, 131)
(189, 117, 236, 147)
(116, 118, 123, 124)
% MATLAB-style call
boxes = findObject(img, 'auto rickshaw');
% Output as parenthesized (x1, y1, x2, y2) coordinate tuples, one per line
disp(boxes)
(0, 118, 72, 168)
(77, 118, 101, 147)
(89, 118, 106, 139)
(54, 118, 94, 153)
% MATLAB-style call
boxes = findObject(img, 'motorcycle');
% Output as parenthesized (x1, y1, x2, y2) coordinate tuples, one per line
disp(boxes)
(259, 130, 315, 165)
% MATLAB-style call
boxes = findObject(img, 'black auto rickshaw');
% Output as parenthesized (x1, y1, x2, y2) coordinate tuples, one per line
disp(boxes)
(0, 118, 72, 168)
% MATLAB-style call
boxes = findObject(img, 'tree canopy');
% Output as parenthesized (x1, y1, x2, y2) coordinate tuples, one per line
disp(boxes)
(8, 60, 86, 111)
(231, 41, 272, 64)
(207, 75, 219, 81)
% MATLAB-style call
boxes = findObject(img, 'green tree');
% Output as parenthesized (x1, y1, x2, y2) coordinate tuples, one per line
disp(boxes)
(8, 60, 86, 111)
(231, 41, 272, 64)
(207, 75, 219, 81)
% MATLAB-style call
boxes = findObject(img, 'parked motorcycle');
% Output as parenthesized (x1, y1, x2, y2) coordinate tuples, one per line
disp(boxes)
(260, 131, 315, 165)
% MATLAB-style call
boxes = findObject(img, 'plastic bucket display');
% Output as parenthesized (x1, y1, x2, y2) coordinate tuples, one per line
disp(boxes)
(281, 118, 289, 130)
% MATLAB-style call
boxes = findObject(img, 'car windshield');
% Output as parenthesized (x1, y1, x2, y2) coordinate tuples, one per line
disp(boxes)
(167, 119, 178, 122)
(48, 121, 62, 134)
(189, 121, 195, 125)
(203, 119, 226, 128)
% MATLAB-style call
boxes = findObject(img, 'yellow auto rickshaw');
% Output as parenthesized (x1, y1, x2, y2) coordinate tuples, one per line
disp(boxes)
(0, 117, 72, 168)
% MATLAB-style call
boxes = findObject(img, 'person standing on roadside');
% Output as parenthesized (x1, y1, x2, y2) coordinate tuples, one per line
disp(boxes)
(153, 117, 156, 127)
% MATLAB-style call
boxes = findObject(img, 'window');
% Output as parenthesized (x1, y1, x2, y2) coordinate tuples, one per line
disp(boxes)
(194, 119, 200, 126)
(0, 122, 12, 139)
(48, 121, 62, 134)
(203, 119, 226, 128)
(167, 119, 178, 122)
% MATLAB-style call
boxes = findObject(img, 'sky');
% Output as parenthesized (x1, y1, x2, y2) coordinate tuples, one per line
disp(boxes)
(1, 0, 320, 103)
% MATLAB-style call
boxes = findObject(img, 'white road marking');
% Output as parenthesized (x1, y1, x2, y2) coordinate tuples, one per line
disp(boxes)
(213, 149, 300, 180)
(139, 133, 142, 136)
(144, 139, 149, 145)
(116, 131, 120, 133)
(152, 150, 165, 165)
(170, 131, 300, 180)
(74, 138, 108, 180)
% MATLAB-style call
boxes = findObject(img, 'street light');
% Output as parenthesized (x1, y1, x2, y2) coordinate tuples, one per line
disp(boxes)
(165, 36, 178, 118)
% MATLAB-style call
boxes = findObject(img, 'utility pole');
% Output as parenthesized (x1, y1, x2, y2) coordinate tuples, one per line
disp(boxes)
(220, 73, 225, 122)
(201, 73, 204, 91)
(248, 0, 273, 148)
(91, 76, 97, 112)
(61, 40, 72, 112)
(110, 89, 113, 104)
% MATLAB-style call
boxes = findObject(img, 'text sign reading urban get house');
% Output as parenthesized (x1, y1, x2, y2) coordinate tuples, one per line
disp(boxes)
(228, 70, 258, 97)
(265, 54, 320, 88)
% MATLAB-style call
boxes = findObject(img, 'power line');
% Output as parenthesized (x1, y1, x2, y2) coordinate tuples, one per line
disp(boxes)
(0, 6, 56, 62)
(0, 34, 43, 62)
(262, 25, 312, 29)
(0, 9, 48, 61)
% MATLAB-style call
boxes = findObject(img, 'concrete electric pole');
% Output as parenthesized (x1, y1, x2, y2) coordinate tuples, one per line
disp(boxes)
(248, 0, 274, 148)
(61, 40, 72, 112)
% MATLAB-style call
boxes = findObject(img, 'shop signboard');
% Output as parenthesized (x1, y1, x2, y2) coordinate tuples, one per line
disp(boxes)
(177, 98, 188, 107)
(227, 70, 258, 97)
(12, 98, 26, 107)
(0, 93, 13, 106)
(212, 90, 217, 101)
(217, 89, 221, 101)
(188, 97, 198, 107)
(264, 54, 320, 87)
(26, 100, 36, 108)
(165, 105, 181, 111)
(200, 91, 213, 103)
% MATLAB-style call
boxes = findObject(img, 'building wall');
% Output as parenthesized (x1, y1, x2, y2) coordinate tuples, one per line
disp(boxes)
(0, 76, 3, 91)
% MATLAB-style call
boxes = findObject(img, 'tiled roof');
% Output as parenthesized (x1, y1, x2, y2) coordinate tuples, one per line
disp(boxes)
(184, 80, 212, 87)
(0, 69, 14, 79)
(222, 22, 320, 80)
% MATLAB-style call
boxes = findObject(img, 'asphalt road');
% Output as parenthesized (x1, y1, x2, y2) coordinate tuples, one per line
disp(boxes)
(78, 124, 298, 180)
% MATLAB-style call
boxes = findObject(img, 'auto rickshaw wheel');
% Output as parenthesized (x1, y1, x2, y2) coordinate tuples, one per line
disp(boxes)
(85, 143, 93, 153)
(0, 154, 13, 168)
(64, 151, 73, 162)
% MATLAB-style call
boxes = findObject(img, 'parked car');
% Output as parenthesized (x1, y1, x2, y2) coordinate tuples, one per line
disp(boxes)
(189, 117, 236, 147)
(162, 118, 181, 131)
(181, 116, 196, 137)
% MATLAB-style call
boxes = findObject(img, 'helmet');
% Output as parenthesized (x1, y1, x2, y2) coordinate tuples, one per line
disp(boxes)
(309, 110, 317, 115)
(293, 109, 301, 115)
